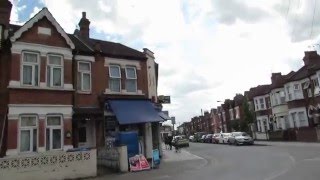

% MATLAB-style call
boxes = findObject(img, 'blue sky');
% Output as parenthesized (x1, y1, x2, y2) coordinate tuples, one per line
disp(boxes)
(9, 0, 320, 125)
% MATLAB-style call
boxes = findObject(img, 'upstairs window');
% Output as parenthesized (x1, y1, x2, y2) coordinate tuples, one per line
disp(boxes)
(254, 99, 259, 110)
(47, 55, 63, 87)
(109, 65, 121, 92)
(78, 62, 91, 92)
(280, 91, 286, 104)
(22, 52, 39, 86)
(286, 86, 293, 101)
(312, 78, 319, 88)
(259, 98, 265, 109)
(125, 66, 137, 92)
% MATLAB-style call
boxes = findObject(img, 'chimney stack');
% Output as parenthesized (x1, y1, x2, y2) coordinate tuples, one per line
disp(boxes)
(271, 72, 282, 84)
(303, 51, 320, 66)
(0, 0, 12, 28)
(78, 12, 90, 39)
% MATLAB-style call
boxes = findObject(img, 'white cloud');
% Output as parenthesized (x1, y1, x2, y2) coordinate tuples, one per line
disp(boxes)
(29, 6, 41, 18)
(9, 0, 24, 25)
(25, 0, 320, 124)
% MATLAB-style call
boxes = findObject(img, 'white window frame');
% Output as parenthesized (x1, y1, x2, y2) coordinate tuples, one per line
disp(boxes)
(47, 54, 63, 88)
(125, 66, 137, 92)
(235, 106, 240, 119)
(109, 65, 121, 92)
(254, 99, 259, 111)
(21, 52, 40, 87)
(19, 115, 38, 153)
(259, 98, 265, 110)
(45, 115, 63, 151)
(78, 61, 91, 92)
(286, 85, 293, 101)
(280, 91, 286, 104)
(229, 109, 234, 120)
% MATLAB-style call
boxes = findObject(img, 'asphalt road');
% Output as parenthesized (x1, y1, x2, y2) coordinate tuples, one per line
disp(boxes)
(93, 142, 320, 180)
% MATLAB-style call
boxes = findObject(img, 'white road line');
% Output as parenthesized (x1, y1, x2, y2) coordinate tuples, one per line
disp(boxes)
(263, 154, 296, 180)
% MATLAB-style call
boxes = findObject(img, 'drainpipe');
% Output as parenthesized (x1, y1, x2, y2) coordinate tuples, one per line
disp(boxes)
(71, 49, 78, 148)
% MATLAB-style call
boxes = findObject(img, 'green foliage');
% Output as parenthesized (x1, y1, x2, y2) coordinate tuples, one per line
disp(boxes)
(243, 98, 254, 124)
(231, 120, 240, 131)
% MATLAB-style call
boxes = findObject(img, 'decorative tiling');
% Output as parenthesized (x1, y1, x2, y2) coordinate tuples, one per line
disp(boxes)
(0, 151, 92, 170)
(0, 160, 9, 169)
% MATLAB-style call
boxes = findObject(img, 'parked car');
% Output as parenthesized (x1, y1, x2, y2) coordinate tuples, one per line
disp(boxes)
(200, 135, 207, 143)
(189, 135, 195, 142)
(228, 132, 254, 145)
(212, 133, 220, 144)
(204, 134, 213, 143)
(217, 133, 231, 144)
(194, 132, 206, 142)
(172, 135, 189, 147)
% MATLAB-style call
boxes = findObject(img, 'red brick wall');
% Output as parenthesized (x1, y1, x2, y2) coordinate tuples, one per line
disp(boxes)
(9, 89, 72, 105)
(18, 17, 69, 48)
(296, 127, 318, 142)
(75, 57, 149, 107)
(39, 119, 45, 147)
(64, 118, 72, 145)
(7, 120, 17, 150)
(10, 54, 20, 81)
(10, 54, 73, 86)
(287, 99, 306, 109)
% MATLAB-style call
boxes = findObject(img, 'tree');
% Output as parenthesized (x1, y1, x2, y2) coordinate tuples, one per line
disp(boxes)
(242, 97, 254, 132)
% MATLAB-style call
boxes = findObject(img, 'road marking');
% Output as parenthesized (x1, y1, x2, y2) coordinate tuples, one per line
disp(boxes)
(303, 157, 320, 161)
(263, 154, 296, 180)
(153, 175, 171, 179)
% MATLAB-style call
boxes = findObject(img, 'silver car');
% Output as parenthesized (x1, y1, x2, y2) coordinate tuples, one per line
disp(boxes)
(228, 132, 254, 145)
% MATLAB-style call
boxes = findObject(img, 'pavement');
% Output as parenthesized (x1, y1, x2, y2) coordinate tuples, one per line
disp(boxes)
(162, 146, 203, 162)
(91, 141, 320, 180)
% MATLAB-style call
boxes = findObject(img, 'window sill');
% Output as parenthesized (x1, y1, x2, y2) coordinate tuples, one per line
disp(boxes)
(8, 85, 75, 91)
(77, 91, 92, 94)
(104, 89, 144, 95)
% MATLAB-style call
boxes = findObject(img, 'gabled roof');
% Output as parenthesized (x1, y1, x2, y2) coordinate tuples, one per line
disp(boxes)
(250, 84, 271, 97)
(74, 34, 146, 60)
(270, 71, 295, 90)
(10, 8, 75, 49)
(288, 63, 320, 82)
(287, 51, 320, 82)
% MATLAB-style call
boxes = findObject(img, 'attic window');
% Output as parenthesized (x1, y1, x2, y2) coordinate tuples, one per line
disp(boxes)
(303, 81, 310, 89)
(38, 27, 51, 35)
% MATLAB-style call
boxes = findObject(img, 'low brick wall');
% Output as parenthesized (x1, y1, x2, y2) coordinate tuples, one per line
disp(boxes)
(0, 149, 97, 180)
(296, 127, 318, 142)
(268, 131, 283, 141)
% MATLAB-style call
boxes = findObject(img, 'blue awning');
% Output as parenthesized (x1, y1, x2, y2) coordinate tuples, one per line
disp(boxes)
(158, 111, 171, 120)
(108, 100, 164, 125)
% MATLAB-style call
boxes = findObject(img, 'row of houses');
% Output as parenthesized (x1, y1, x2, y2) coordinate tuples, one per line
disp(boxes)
(0, 1, 169, 179)
(180, 51, 320, 142)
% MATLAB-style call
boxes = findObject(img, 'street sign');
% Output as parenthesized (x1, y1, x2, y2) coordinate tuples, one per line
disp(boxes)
(171, 116, 175, 124)
(158, 95, 171, 104)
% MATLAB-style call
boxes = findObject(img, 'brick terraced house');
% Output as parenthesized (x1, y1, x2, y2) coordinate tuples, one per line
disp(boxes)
(0, 2, 165, 179)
